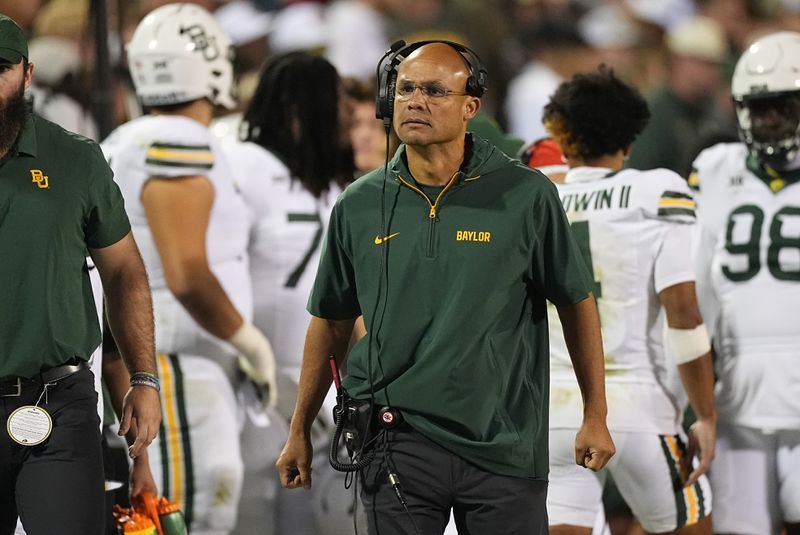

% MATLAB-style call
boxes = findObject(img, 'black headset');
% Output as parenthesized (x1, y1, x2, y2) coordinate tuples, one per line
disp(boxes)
(375, 39, 488, 130)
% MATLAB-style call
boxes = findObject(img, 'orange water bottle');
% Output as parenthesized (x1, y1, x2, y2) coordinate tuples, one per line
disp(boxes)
(123, 512, 157, 535)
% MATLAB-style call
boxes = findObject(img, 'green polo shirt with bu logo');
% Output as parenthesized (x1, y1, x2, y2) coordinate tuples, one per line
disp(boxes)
(0, 113, 131, 378)
(309, 134, 593, 479)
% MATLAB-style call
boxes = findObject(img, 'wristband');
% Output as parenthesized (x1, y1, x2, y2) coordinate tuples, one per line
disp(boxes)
(130, 372, 160, 392)
(131, 371, 158, 381)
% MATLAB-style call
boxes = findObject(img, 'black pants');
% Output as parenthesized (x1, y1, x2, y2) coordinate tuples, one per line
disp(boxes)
(0, 368, 104, 535)
(360, 424, 548, 535)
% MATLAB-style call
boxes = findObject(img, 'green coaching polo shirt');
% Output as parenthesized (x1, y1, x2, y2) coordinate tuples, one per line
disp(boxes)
(0, 113, 131, 378)
(309, 134, 593, 479)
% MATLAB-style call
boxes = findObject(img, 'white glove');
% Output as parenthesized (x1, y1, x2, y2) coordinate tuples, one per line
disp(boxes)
(228, 322, 278, 410)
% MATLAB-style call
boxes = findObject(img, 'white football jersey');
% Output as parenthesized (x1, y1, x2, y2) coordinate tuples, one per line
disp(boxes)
(549, 166, 696, 434)
(102, 115, 252, 359)
(223, 141, 340, 380)
(692, 143, 800, 431)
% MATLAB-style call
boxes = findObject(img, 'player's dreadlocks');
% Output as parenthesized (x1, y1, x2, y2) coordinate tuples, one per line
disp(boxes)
(243, 51, 354, 198)
(543, 65, 649, 162)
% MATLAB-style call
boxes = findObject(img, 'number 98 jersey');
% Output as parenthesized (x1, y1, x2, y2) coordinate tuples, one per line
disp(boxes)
(692, 142, 800, 431)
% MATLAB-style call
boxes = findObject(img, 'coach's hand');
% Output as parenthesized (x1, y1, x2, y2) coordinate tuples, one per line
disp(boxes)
(684, 416, 716, 487)
(277, 432, 313, 490)
(129, 450, 158, 500)
(120, 384, 162, 458)
(574, 416, 615, 471)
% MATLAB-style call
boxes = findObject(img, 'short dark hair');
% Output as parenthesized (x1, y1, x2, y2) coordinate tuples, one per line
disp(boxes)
(243, 51, 353, 197)
(543, 66, 650, 161)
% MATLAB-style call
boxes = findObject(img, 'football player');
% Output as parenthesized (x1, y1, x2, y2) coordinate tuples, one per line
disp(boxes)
(544, 66, 716, 535)
(101, 4, 277, 533)
(223, 51, 361, 535)
(691, 31, 800, 535)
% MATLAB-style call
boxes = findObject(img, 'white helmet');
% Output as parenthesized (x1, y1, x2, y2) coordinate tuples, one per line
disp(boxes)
(731, 31, 800, 168)
(127, 3, 236, 109)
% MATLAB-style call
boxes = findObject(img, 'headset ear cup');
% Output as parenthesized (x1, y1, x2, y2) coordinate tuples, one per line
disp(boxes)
(375, 66, 387, 121)
(375, 40, 407, 123)
(374, 67, 396, 127)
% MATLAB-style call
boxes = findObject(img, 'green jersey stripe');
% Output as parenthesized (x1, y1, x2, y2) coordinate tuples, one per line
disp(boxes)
(658, 207, 696, 218)
(169, 353, 195, 525)
(145, 158, 214, 170)
(660, 191, 694, 201)
(659, 435, 688, 527)
(149, 142, 211, 151)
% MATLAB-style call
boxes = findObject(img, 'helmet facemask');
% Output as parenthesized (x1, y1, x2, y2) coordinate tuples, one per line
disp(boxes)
(736, 92, 800, 169)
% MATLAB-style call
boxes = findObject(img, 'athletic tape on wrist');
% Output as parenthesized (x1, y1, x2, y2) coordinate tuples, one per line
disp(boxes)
(664, 323, 711, 364)
(227, 322, 267, 357)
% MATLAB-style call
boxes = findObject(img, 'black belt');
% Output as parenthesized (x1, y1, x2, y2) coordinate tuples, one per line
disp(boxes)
(0, 361, 88, 397)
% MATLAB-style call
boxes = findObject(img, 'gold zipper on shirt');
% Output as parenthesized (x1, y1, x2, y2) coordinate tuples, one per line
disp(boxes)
(396, 172, 459, 257)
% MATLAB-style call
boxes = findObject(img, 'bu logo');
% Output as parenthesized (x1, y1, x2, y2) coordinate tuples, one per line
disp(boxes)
(30, 169, 49, 189)
(179, 24, 219, 61)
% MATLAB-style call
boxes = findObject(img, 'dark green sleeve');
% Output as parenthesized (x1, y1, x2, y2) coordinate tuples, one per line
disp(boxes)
(307, 199, 361, 320)
(530, 181, 593, 306)
(84, 143, 131, 249)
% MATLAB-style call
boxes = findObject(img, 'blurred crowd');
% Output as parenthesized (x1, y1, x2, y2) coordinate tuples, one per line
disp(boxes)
(6, 1, 800, 534)
(7, 0, 800, 179)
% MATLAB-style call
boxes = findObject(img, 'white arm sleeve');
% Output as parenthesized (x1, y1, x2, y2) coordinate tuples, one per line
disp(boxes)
(654, 222, 696, 294)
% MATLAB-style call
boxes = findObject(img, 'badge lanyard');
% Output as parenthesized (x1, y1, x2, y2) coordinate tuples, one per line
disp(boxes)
(6, 383, 54, 446)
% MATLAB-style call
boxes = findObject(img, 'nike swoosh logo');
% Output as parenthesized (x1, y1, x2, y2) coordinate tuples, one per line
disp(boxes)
(374, 232, 400, 245)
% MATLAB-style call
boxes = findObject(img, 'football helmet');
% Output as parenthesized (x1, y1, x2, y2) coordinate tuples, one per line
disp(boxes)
(127, 3, 236, 109)
(732, 31, 800, 168)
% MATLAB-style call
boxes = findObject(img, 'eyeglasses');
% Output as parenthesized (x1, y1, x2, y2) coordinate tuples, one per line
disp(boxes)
(395, 81, 467, 100)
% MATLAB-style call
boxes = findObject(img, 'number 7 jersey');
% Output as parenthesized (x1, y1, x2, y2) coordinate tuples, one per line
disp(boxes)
(222, 140, 341, 381)
(549, 166, 696, 434)
(692, 142, 800, 431)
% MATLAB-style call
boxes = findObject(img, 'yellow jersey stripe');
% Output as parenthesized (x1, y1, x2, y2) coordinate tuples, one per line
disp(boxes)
(665, 436, 691, 523)
(146, 147, 215, 163)
(658, 198, 696, 209)
(158, 353, 184, 507)
(686, 483, 699, 523)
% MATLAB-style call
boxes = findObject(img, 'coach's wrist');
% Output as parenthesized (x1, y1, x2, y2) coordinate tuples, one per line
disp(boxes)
(288, 417, 313, 440)
(130, 371, 160, 392)
(582, 402, 608, 421)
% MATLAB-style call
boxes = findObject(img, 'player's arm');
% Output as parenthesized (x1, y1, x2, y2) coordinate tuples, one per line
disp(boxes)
(659, 281, 716, 486)
(142, 175, 277, 402)
(142, 175, 243, 339)
(557, 294, 616, 471)
(90, 232, 161, 457)
(276, 315, 356, 490)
